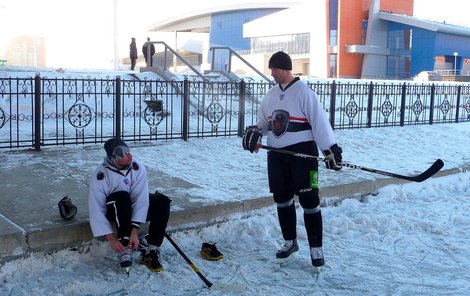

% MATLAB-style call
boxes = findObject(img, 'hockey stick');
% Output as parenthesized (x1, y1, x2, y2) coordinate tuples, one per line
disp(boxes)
(164, 232, 246, 292)
(257, 144, 444, 183)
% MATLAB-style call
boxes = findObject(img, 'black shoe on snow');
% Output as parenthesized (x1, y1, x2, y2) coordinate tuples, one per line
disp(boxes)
(119, 246, 133, 268)
(140, 250, 163, 272)
(310, 247, 324, 267)
(276, 239, 299, 259)
(200, 242, 224, 261)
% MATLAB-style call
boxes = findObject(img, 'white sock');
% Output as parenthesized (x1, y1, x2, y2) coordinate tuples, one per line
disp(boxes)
(147, 244, 158, 254)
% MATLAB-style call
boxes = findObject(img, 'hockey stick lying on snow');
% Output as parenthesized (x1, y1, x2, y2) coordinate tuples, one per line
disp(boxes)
(257, 144, 444, 183)
(164, 232, 246, 292)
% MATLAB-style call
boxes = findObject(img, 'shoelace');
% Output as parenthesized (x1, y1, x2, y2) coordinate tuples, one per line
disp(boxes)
(280, 240, 294, 252)
(138, 235, 148, 249)
(120, 247, 133, 261)
(310, 247, 323, 259)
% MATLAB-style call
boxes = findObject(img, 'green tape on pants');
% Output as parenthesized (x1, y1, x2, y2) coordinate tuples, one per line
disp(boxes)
(310, 170, 319, 188)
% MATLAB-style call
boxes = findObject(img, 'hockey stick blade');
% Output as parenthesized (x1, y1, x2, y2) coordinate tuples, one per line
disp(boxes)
(257, 145, 444, 183)
(344, 158, 444, 182)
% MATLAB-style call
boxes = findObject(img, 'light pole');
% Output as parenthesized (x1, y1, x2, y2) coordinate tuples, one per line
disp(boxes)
(114, 0, 119, 70)
(453, 52, 458, 75)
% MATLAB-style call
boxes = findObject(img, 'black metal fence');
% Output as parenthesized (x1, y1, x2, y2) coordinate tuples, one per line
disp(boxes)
(1, 75, 469, 150)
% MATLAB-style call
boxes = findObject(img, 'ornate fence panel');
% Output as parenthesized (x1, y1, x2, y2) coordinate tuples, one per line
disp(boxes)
(432, 84, 459, 124)
(121, 79, 184, 142)
(370, 82, 403, 127)
(187, 80, 242, 138)
(459, 85, 470, 121)
(0, 77, 35, 148)
(40, 76, 117, 147)
(326, 81, 371, 129)
(404, 83, 433, 125)
(0, 74, 469, 150)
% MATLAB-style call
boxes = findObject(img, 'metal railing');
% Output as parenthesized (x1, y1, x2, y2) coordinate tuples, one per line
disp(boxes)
(0, 75, 469, 150)
(209, 46, 273, 84)
(146, 41, 207, 81)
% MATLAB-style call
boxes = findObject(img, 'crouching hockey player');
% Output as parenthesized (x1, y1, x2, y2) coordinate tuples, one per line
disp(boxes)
(88, 137, 171, 273)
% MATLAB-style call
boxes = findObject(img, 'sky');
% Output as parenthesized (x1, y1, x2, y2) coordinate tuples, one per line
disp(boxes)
(0, 0, 469, 69)
(1, 66, 470, 295)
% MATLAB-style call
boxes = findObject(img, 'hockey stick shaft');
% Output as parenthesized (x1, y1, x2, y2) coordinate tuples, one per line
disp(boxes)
(164, 232, 213, 288)
(257, 144, 444, 183)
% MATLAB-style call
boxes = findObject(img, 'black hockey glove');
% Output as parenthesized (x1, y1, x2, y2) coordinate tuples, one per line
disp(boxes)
(242, 125, 262, 153)
(323, 144, 343, 171)
(58, 196, 77, 220)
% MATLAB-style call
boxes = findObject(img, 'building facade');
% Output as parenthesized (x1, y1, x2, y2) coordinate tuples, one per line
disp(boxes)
(149, 0, 470, 79)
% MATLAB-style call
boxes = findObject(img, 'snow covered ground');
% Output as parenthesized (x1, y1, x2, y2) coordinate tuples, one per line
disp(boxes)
(1, 171, 469, 295)
(1, 67, 470, 295)
(1, 121, 470, 295)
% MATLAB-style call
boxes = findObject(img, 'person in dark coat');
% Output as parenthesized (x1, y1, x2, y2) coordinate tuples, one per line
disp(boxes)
(142, 37, 155, 67)
(129, 38, 138, 70)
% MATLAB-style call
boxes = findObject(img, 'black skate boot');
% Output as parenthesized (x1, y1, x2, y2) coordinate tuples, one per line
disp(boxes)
(276, 239, 299, 261)
(310, 247, 325, 267)
(140, 249, 163, 272)
(119, 246, 133, 275)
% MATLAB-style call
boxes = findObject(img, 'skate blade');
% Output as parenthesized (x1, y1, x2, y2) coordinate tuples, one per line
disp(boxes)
(276, 257, 289, 264)
(276, 251, 297, 264)
(123, 266, 131, 276)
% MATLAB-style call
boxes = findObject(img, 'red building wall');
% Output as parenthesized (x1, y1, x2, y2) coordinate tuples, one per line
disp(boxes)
(335, 0, 413, 78)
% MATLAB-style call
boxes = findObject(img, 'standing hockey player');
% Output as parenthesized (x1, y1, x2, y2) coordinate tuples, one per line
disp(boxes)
(242, 51, 343, 267)
(88, 137, 171, 273)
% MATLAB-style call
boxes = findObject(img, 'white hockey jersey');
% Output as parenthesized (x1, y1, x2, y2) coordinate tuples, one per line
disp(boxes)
(88, 157, 149, 237)
(257, 78, 336, 151)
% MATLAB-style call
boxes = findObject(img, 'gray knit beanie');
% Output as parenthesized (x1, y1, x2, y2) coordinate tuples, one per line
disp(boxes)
(104, 138, 130, 162)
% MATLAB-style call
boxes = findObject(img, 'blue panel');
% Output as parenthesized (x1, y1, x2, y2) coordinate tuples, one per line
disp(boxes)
(412, 30, 470, 76)
(434, 33, 470, 58)
(209, 9, 283, 51)
(410, 28, 436, 76)
(385, 21, 470, 77)
(329, 0, 338, 30)
(385, 22, 412, 78)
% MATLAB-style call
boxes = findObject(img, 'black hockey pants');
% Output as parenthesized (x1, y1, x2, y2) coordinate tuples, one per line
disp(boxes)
(105, 191, 171, 247)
